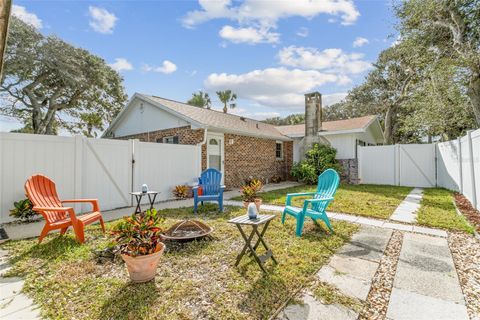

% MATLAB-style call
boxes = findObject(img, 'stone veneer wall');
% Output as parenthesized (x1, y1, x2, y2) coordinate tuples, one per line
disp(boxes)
(337, 158, 359, 184)
(224, 133, 293, 187)
(116, 127, 293, 188)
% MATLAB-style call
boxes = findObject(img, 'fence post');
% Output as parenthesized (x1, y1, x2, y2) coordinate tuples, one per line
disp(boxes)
(0, 133, 3, 223)
(457, 137, 463, 193)
(395, 144, 401, 186)
(131, 139, 139, 199)
(73, 135, 84, 211)
(467, 130, 477, 209)
(357, 146, 362, 184)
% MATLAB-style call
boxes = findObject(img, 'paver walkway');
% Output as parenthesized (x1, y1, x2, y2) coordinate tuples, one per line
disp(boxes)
(279, 226, 393, 320)
(390, 188, 423, 223)
(224, 200, 448, 237)
(0, 250, 40, 320)
(387, 233, 469, 320)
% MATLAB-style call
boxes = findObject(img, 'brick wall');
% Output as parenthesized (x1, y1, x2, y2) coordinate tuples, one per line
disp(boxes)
(118, 126, 205, 145)
(224, 133, 293, 187)
(116, 127, 293, 188)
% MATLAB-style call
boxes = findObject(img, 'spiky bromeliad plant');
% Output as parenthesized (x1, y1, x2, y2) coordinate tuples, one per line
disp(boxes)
(111, 209, 165, 257)
(241, 179, 263, 202)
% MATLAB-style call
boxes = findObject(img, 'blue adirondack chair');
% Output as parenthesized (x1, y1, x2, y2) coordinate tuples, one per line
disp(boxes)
(193, 168, 225, 213)
(282, 169, 340, 236)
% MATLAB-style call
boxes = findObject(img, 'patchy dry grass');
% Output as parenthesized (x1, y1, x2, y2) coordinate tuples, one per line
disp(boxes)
(1, 205, 357, 320)
(311, 281, 363, 312)
(417, 188, 474, 233)
(233, 184, 412, 219)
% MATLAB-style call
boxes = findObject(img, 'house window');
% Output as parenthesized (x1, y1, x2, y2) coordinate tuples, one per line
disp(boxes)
(276, 141, 283, 160)
(159, 136, 179, 144)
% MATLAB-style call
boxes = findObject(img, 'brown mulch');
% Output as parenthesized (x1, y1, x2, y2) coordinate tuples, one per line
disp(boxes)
(358, 231, 403, 320)
(448, 232, 480, 320)
(454, 193, 480, 232)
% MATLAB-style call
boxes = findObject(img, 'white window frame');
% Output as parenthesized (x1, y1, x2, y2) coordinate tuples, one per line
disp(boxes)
(162, 136, 178, 144)
(275, 141, 284, 160)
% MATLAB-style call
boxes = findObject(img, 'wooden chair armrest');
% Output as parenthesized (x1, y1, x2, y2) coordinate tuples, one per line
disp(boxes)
(61, 199, 100, 212)
(285, 192, 316, 205)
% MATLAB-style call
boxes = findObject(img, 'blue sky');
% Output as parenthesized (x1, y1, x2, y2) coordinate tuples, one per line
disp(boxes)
(1, 0, 397, 132)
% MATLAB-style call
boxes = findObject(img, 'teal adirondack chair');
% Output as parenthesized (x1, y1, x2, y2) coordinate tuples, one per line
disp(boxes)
(282, 169, 340, 237)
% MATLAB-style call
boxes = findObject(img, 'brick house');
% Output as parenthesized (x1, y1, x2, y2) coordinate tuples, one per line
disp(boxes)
(103, 93, 293, 187)
(103, 92, 383, 187)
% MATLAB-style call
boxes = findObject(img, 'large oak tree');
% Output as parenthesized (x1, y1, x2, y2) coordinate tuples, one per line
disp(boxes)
(0, 17, 127, 135)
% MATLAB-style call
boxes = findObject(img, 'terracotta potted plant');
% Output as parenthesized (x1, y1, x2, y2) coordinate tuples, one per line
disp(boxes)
(111, 209, 166, 283)
(241, 179, 263, 211)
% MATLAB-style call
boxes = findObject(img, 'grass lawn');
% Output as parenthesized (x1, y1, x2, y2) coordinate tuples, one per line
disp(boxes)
(1, 205, 358, 320)
(233, 184, 412, 219)
(417, 188, 474, 233)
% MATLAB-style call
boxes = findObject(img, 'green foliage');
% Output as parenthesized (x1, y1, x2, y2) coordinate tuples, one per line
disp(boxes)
(110, 209, 165, 257)
(9, 198, 38, 221)
(216, 90, 237, 113)
(291, 144, 340, 184)
(187, 91, 211, 109)
(240, 179, 263, 202)
(263, 113, 305, 126)
(173, 185, 189, 199)
(0, 17, 127, 135)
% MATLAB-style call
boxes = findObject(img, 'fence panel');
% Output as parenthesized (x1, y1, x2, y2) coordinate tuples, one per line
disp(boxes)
(0, 133, 202, 223)
(398, 144, 436, 188)
(470, 130, 479, 210)
(358, 145, 396, 185)
(133, 141, 201, 204)
(436, 140, 461, 192)
(82, 138, 133, 211)
(0, 133, 76, 223)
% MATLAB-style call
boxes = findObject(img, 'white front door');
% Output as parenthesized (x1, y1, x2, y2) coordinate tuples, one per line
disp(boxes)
(207, 132, 224, 183)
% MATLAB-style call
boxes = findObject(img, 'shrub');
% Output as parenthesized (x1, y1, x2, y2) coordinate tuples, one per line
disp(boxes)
(241, 179, 263, 202)
(173, 185, 189, 199)
(110, 209, 165, 257)
(9, 198, 38, 222)
(291, 143, 341, 184)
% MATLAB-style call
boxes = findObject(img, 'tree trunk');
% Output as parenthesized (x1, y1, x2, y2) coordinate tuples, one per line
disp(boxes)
(467, 73, 480, 127)
(384, 105, 395, 144)
(223, 103, 227, 113)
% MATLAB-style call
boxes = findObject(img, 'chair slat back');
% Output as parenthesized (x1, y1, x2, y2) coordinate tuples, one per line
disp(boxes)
(25, 174, 65, 222)
(312, 169, 340, 212)
(200, 168, 222, 195)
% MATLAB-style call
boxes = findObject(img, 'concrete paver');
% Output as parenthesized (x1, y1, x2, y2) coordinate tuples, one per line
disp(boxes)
(390, 188, 423, 223)
(386, 288, 469, 320)
(280, 293, 358, 320)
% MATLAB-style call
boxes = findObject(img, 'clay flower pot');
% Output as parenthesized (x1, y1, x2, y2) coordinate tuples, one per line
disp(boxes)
(121, 242, 166, 283)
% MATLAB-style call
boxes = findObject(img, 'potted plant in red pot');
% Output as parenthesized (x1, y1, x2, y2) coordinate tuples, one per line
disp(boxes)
(241, 179, 263, 211)
(111, 209, 166, 283)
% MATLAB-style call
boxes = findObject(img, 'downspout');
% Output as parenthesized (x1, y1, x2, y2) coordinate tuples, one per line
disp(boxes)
(196, 126, 208, 174)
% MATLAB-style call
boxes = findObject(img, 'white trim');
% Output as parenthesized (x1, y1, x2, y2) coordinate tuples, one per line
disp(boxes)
(275, 140, 284, 160)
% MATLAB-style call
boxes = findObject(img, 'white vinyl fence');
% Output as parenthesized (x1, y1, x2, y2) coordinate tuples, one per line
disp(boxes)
(358, 129, 480, 210)
(0, 132, 201, 223)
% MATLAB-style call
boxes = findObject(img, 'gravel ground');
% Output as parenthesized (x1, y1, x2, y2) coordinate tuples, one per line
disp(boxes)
(358, 231, 403, 320)
(454, 193, 480, 233)
(448, 232, 480, 320)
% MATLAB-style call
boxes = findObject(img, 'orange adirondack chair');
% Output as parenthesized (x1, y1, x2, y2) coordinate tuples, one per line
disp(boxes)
(24, 174, 105, 243)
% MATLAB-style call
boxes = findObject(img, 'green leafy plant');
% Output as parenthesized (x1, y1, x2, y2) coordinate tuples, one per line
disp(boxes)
(110, 209, 165, 257)
(241, 179, 263, 202)
(173, 185, 189, 199)
(291, 143, 341, 184)
(9, 198, 38, 221)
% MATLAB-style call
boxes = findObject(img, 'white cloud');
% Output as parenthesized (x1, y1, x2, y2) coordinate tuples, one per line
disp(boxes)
(88, 6, 117, 34)
(109, 58, 133, 72)
(296, 27, 309, 38)
(183, 0, 359, 28)
(219, 25, 279, 44)
(143, 60, 177, 74)
(323, 92, 348, 106)
(353, 37, 369, 47)
(278, 46, 372, 75)
(205, 67, 349, 110)
(12, 5, 42, 29)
